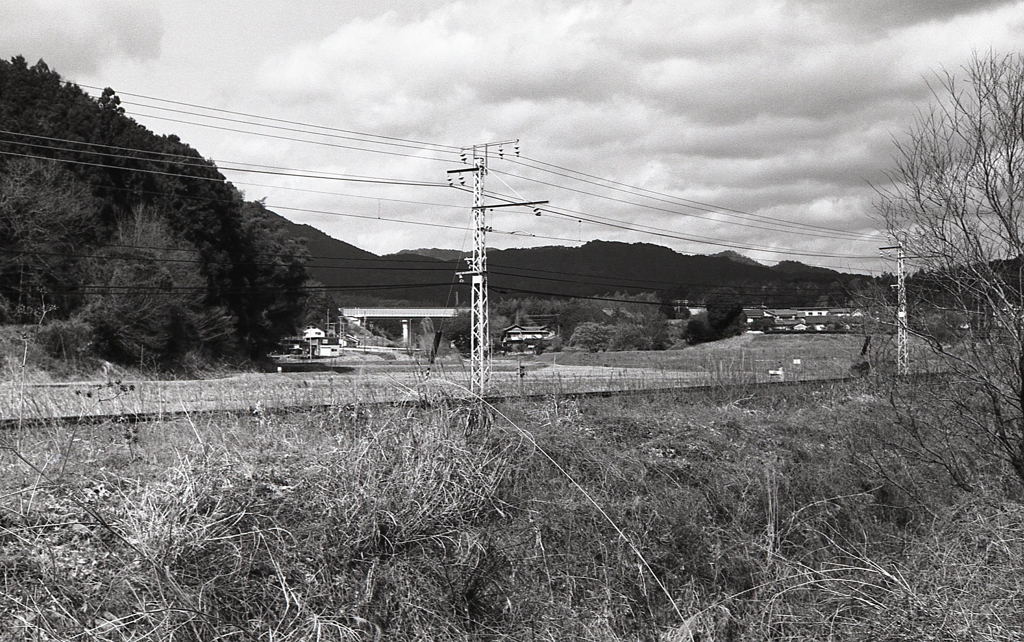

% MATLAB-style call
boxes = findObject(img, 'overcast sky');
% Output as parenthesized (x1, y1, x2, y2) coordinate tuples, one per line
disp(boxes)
(3, 0, 1024, 272)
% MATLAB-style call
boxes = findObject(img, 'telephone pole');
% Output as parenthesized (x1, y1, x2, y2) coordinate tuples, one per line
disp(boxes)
(448, 141, 546, 397)
(881, 242, 908, 375)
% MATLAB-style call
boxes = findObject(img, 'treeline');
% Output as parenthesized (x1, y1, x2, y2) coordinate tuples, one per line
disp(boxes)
(0, 56, 310, 368)
(483, 293, 746, 352)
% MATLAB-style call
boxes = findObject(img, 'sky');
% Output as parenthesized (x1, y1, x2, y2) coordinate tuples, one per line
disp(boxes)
(3, 0, 1024, 273)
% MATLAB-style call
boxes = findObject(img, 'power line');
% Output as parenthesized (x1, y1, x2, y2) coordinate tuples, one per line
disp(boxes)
(84, 84, 869, 245)
(0, 130, 463, 191)
(74, 82, 461, 153)
(487, 267, 857, 296)
(510, 154, 867, 239)
(472, 184, 879, 262)
(0, 129, 225, 165)
(4, 85, 887, 268)
(0, 149, 448, 188)
(469, 182, 877, 260)
(489, 284, 842, 308)
(73, 85, 877, 248)
(1, 243, 867, 299)
(0, 246, 463, 272)
(512, 199, 879, 260)
(16, 281, 463, 295)
(489, 166, 871, 242)
(124, 110, 459, 165)
(0, 132, 469, 209)
(0, 144, 876, 270)
(122, 103, 458, 158)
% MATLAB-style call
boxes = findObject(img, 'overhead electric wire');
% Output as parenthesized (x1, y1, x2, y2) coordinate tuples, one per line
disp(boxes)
(489, 166, 870, 243)
(0, 241, 869, 298)
(0, 130, 471, 210)
(0, 247, 463, 273)
(485, 191, 878, 260)
(0, 149, 448, 188)
(8, 86, 887, 269)
(75, 82, 461, 153)
(74, 86, 880, 254)
(0, 129, 229, 165)
(125, 109, 460, 164)
(25, 281, 462, 295)
(0, 133, 452, 188)
(60, 95, 876, 248)
(468, 181, 877, 259)
(235, 180, 465, 210)
(0, 149, 565, 246)
(0, 142, 875, 270)
(509, 154, 868, 239)
(1, 130, 454, 186)
(23, 277, 854, 306)
(77, 83, 867, 245)
(123, 102, 459, 157)
(74, 84, 875, 248)
(488, 269, 868, 298)
(465, 184, 878, 266)
(486, 286, 707, 307)
(0, 156, 875, 273)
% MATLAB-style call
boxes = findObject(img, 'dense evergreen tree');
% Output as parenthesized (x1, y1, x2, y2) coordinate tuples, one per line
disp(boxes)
(0, 56, 311, 364)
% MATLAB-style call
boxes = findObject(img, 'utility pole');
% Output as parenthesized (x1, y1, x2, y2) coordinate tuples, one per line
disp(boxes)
(881, 242, 908, 375)
(448, 141, 546, 397)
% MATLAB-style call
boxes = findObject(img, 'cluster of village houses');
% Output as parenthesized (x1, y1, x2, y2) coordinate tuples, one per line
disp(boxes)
(742, 306, 864, 333)
(281, 306, 864, 358)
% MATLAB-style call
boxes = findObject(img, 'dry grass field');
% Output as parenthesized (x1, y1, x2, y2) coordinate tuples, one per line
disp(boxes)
(3, 380, 1023, 640)
(7, 330, 1017, 640)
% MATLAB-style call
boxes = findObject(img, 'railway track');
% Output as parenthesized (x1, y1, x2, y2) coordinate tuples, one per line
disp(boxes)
(0, 374, 875, 430)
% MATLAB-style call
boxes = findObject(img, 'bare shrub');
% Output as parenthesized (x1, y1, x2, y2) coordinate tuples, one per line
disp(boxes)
(878, 51, 1024, 486)
(35, 318, 92, 361)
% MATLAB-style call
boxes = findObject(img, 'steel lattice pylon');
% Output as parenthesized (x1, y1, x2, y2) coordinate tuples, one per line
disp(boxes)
(447, 141, 544, 398)
(896, 245, 908, 376)
(882, 241, 909, 376)
(469, 156, 490, 396)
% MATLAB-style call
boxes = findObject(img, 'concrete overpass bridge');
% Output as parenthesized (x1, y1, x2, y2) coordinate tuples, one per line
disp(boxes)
(340, 307, 462, 346)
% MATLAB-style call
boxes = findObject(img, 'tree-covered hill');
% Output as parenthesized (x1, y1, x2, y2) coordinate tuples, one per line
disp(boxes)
(285, 227, 869, 309)
(0, 56, 310, 367)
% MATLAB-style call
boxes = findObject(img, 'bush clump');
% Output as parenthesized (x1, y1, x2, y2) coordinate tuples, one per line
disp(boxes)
(35, 318, 93, 360)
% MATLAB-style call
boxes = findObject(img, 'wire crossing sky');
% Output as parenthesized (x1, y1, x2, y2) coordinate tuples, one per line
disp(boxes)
(4, 0, 1024, 274)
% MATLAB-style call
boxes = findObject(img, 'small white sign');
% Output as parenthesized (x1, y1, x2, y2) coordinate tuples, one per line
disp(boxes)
(792, 358, 801, 365)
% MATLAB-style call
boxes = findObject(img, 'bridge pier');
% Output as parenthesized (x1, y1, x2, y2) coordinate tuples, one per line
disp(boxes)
(340, 307, 460, 351)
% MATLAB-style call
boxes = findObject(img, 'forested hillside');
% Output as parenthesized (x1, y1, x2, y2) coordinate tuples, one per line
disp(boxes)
(0, 56, 310, 367)
(284, 223, 869, 309)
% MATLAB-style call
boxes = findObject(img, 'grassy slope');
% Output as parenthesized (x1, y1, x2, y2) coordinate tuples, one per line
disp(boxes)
(544, 333, 871, 382)
(2, 382, 1023, 640)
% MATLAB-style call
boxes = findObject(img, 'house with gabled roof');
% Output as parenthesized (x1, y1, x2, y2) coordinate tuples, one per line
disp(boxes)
(501, 324, 556, 352)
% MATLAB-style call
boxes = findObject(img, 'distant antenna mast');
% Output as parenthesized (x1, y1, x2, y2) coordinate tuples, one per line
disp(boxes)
(448, 140, 546, 397)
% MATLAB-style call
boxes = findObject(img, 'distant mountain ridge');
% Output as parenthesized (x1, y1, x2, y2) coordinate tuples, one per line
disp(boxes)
(712, 250, 763, 267)
(394, 248, 468, 262)
(275, 218, 867, 307)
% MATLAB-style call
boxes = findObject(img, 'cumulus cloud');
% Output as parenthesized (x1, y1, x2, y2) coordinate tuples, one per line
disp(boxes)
(795, 0, 1017, 33)
(0, 0, 163, 75)
(46, 0, 1015, 268)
